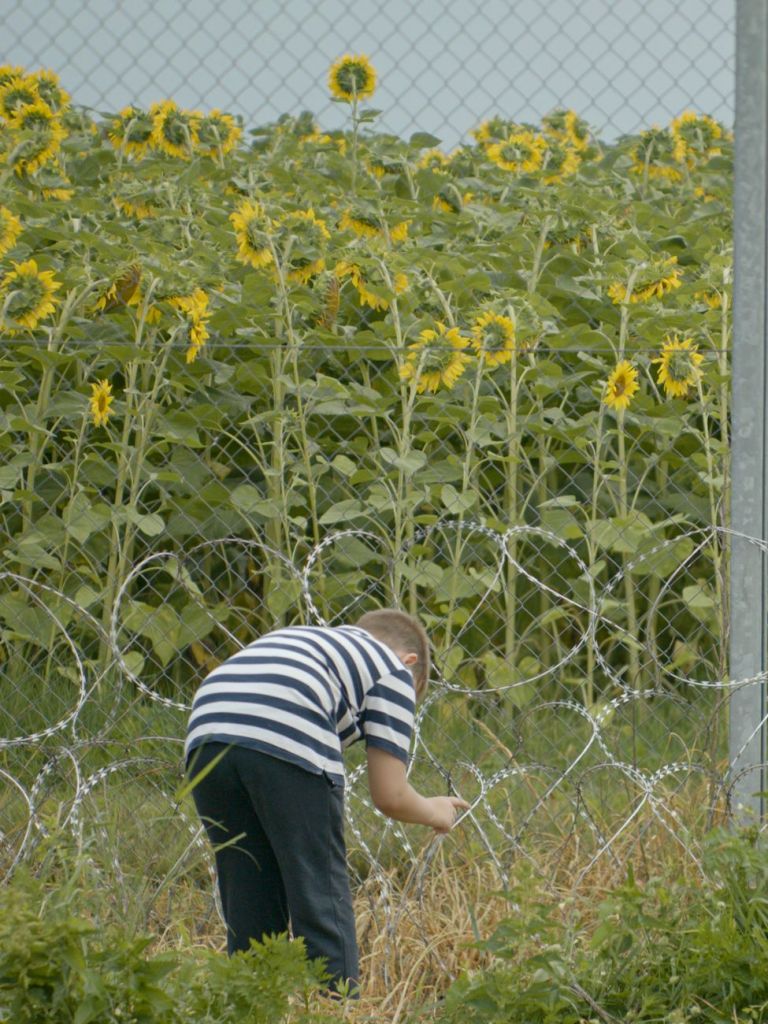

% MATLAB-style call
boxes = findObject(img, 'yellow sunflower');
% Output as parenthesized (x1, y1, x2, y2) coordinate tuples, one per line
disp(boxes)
(693, 288, 722, 309)
(149, 101, 199, 159)
(471, 312, 515, 367)
(93, 264, 143, 313)
(542, 109, 590, 151)
(0, 258, 62, 333)
(196, 110, 242, 157)
(335, 260, 407, 310)
(0, 205, 22, 257)
(0, 65, 26, 89)
(652, 335, 704, 398)
(608, 256, 683, 304)
(400, 322, 472, 393)
(230, 199, 274, 270)
(0, 75, 40, 120)
(670, 111, 723, 165)
(486, 131, 547, 173)
(471, 116, 520, 146)
(629, 128, 683, 182)
(418, 149, 450, 173)
(31, 69, 70, 113)
(107, 106, 154, 159)
(89, 379, 114, 427)
(541, 143, 581, 184)
(274, 209, 330, 284)
(603, 360, 640, 412)
(328, 54, 377, 102)
(170, 287, 211, 362)
(432, 186, 472, 214)
(339, 209, 409, 243)
(5, 100, 66, 174)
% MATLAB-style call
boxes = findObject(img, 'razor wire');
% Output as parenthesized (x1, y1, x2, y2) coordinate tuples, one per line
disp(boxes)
(0, 520, 762, 967)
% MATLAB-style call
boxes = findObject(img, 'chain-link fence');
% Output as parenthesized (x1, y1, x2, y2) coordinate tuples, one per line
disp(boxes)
(0, 0, 748, 986)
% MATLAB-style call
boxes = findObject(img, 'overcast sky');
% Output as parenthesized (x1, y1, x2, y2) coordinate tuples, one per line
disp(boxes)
(3, 0, 735, 147)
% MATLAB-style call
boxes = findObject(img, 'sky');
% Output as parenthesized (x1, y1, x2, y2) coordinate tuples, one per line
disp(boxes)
(3, 0, 735, 148)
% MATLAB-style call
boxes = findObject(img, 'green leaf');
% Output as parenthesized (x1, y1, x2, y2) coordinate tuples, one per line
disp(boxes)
(231, 484, 282, 519)
(126, 508, 165, 537)
(410, 132, 442, 148)
(319, 499, 366, 525)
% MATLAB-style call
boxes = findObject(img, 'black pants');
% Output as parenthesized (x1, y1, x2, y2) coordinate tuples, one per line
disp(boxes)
(188, 742, 359, 989)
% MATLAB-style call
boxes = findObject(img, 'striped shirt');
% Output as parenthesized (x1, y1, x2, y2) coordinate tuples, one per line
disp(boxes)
(185, 625, 415, 785)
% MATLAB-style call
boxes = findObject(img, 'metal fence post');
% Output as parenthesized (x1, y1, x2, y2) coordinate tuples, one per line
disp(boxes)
(729, 0, 768, 820)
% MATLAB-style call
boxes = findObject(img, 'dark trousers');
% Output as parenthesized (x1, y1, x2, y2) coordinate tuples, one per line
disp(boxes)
(188, 742, 359, 989)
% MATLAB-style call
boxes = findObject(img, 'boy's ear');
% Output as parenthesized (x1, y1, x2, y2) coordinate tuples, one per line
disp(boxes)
(401, 652, 418, 668)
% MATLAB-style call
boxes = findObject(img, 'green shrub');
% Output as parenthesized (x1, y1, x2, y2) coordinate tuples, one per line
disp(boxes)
(0, 866, 330, 1023)
(434, 829, 768, 1024)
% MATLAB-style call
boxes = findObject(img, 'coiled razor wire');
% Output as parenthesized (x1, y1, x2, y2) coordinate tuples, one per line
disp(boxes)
(0, 519, 765, 965)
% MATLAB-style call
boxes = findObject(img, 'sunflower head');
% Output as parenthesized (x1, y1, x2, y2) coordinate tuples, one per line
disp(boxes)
(0, 65, 26, 89)
(149, 101, 199, 159)
(652, 335, 704, 398)
(541, 143, 581, 183)
(486, 131, 547, 173)
(230, 199, 274, 270)
(0, 205, 22, 257)
(274, 208, 331, 284)
(328, 54, 377, 102)
(400, 321, 472, 393)
(542, 109, 590, 151)
(471, 312, 515, 367)
(108, 106, 154, 159)
(89, 379, 114, 428)
(0, 75, 40, 120)
(197, 110, 242, 157)
(609, 256, 683, 305)
(603, 360, 640, 412)
(6, 99, 66, 175)
(670, 111, 725, 165)
(418, 149, 450, 173)
(629, 127, 683, 182)
(0, 258, 62, 333)
(31, 70, 70, 113)
(471, 116, 520, 146)
(170, 287, 211, 361)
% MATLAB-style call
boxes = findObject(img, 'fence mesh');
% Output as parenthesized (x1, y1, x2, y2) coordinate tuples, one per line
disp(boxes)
(0, 0, 750, 989)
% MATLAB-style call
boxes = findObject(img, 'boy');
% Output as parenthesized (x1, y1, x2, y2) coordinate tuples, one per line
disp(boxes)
(185, 608, 468, 992)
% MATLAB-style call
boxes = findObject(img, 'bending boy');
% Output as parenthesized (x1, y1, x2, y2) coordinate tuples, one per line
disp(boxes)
(185, 608, 468, 992)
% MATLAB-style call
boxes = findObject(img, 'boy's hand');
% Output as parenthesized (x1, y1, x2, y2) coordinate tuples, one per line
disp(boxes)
(427, 795, 470, 833)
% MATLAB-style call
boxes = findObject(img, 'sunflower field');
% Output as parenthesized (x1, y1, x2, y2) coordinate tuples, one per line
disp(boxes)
(0, 50, 742, 1021)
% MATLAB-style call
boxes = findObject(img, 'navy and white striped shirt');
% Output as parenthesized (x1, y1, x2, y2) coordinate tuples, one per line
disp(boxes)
(185, 625, 415, 785)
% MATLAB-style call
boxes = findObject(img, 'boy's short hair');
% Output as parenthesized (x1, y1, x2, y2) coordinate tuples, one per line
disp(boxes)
(355, 608, 431, 700)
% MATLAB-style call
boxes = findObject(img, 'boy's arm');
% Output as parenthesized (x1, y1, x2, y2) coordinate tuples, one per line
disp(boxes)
(366, 746, 469, 833)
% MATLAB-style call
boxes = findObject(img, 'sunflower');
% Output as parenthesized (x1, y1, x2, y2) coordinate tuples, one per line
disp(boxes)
(670, 111, 723, 165)
(93, 264, 142, 312)
(328, 54, 376, 102)
(6, 100, 66, 174)
(196, 110, 242, 157)
(400, 322, 472, 393)
(274, 209, 330, 284)
(31, 69, 70, 113)
(0, 205, 22, 257)
(89, 379, 114, 427)
(418, 149, 450, 173)
(0, 258, 62, 333)
(603, 360, 640, 412)
(0, 75, 40, 120)
(170, 287, 210, 362)
(149, 100, 199, 159)
(335, 259, 407, 310)
(629, 128, 683, 182)
(113, 194, 159, 220)
(652, 335, 704, 398)
(542, 109, 590, 151)
(230, 199, 274, 270)
(107, 106, 154, 159)
(339, 209, 409, 243)
(486, 131, 547, 173)
(608, 256, 683, 304)
(0, 65, 26, 89)
(541, 143, 581, 184)
(693, 288, 722, 309)
(471, 116, 520, 146)
(471, 312, 515, 367)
